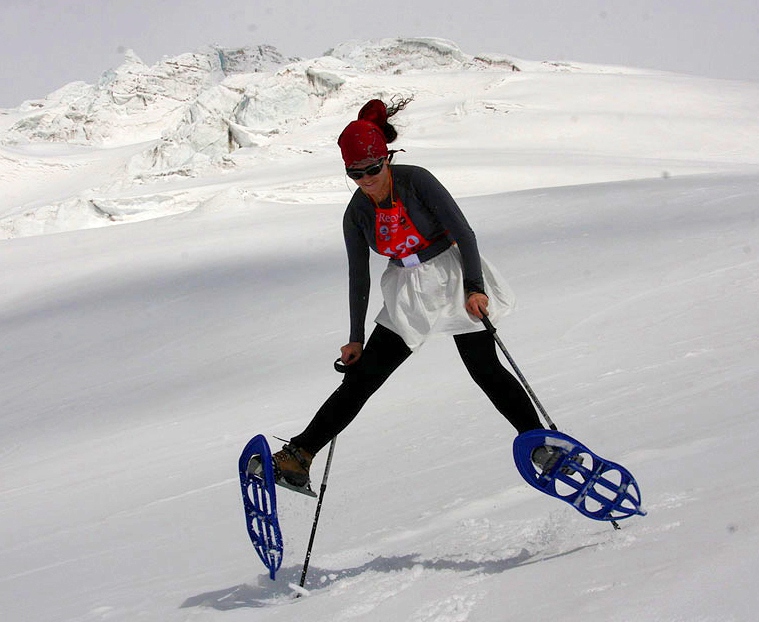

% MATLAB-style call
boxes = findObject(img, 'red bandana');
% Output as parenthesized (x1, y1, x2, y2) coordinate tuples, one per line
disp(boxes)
(338, 120, 388, 166)
(337, 100, 390, 166)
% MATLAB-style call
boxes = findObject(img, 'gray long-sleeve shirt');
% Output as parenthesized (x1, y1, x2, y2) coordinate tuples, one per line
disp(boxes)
(343, 164, 485, 343)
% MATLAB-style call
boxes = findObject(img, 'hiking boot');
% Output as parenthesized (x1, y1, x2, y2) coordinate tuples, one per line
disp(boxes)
(531, 445, 583, 475)
(531, 445, 559, 472)
(272, 443, 313, 488)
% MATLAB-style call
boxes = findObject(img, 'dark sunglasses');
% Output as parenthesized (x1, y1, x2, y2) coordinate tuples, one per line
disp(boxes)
(346, 158, 386, 180)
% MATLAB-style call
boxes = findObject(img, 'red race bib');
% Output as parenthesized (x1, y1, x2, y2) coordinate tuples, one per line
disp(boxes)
(375, 195, 433, 264)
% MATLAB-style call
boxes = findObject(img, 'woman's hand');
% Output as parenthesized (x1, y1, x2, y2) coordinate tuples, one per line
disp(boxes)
(340, 341, 364, 365)
(466, 292, 489, 319)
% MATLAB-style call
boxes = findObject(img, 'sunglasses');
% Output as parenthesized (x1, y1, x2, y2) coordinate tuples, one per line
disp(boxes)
(346, 158, 386, 180)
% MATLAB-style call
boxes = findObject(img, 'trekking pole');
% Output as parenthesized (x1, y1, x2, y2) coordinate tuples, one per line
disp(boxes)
(482, 316, 621, 530)
(298, 435, 337, 591)
(295, 359, 353, 594)
(481, 315, 557, 430)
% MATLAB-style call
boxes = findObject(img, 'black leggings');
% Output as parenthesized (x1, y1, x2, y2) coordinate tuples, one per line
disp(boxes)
(291, 323, 543, 455)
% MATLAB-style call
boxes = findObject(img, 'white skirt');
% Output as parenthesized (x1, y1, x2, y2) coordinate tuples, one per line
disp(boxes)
(375, 245, 515, 351)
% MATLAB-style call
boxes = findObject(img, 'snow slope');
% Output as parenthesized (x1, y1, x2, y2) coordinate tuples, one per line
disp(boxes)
(1, 38, 758, 621)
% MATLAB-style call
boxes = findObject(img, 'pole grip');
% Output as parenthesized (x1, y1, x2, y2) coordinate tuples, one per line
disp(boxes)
(481, 314, 496, 334)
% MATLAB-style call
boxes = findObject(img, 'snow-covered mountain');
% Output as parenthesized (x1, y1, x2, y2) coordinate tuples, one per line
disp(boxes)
(1, 38, 759, 622)
(2, 37, 757, 238)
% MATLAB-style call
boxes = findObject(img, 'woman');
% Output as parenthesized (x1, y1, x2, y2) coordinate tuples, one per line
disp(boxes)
(268, 98, 545, 489)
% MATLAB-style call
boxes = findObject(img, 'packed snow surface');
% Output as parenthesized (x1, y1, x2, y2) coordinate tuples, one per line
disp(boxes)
(1, 38, 758, 621)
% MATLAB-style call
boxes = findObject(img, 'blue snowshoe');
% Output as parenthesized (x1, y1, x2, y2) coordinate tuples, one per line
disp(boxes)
(513, 429, 647, 522)
(238, 435, 284, 580)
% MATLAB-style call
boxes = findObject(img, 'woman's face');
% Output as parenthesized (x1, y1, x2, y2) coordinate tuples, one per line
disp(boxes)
(350, 159, 391, 201)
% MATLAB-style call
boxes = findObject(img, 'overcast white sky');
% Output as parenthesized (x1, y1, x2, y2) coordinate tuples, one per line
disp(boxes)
(1, 0, 758, 108)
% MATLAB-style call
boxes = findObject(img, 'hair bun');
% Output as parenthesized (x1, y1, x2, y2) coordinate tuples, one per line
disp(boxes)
(357, 100, 388, 128)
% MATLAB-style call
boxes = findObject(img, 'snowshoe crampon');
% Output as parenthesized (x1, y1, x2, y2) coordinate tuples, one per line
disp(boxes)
(513, 429, 647, 522)
(238, 435, 283, 580)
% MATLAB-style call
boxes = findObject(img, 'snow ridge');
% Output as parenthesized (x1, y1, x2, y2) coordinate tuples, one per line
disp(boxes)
(2, 38, 513, 150)
(0, 37, 524, 236)
(1, 37, 758, 238)
(4, 45, 297, 147)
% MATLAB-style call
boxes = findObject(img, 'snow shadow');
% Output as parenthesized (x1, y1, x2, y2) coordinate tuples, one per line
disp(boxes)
(181, 545, 594, 611)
